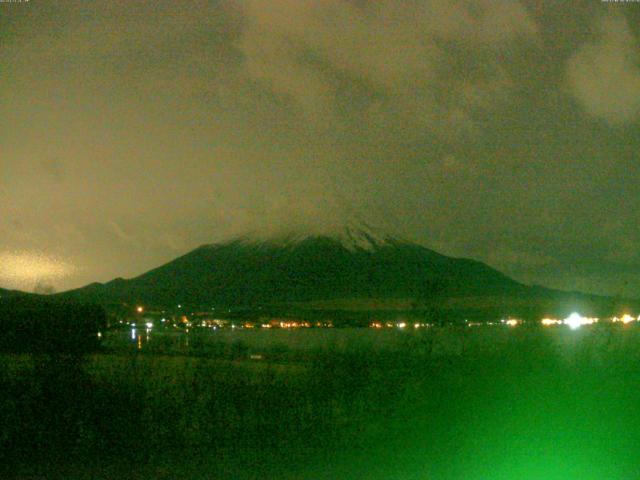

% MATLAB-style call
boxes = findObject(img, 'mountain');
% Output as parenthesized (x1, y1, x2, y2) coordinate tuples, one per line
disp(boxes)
(54, 226, 633, 321)
(0, 287, 32, 300)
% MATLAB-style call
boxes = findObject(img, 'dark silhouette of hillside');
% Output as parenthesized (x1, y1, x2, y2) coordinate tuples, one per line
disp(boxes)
(0, 296, 106, 354)
(54, 234, 523, 305)
(0, 287, 32, 299)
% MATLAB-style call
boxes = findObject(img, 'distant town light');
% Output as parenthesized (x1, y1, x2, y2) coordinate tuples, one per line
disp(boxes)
(503, 318, 520, 327)
(136, 306, 144, 313)
(621, 314, 635, 324)
(612, 314, 635, 324)
(145, 322, 153, 329)
(541, 318, 562, 326)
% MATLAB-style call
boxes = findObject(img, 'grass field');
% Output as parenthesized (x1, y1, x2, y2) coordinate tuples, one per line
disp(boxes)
(2, 324, 640, 479)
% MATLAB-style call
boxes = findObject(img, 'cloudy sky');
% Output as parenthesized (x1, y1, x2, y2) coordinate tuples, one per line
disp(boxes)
(1, 0, 639, 296)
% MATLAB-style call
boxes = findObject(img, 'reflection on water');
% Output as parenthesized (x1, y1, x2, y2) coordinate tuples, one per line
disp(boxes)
(118, 325, 480, 358)
(130, 327, 153, 350)
(111, 324, 640, 365)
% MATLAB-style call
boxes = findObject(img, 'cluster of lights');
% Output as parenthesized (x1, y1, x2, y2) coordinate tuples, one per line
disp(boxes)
(369, 321, 431, 329)
(123, 304, 640, 334)
(612, 314, 638, 325)
(540, 313, 640, 329)
(278, 321, 313, 328)
(500, 318, 521, 327)
(541, 318, 562, 326)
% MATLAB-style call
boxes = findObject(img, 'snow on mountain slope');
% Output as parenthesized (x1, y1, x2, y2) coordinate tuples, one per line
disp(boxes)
(228, 221, 401, 252)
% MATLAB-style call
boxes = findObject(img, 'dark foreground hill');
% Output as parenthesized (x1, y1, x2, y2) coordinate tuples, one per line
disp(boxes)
(52, 227, 635, 321)
(0, 296, 106, 354)
(0, 287, 32, 299)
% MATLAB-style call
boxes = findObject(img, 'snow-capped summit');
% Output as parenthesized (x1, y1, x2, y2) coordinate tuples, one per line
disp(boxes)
(231, 220, 402, 252)
(329, 223, 396, 251)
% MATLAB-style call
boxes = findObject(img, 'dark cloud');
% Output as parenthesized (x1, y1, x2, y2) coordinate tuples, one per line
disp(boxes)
(1, 0, 639, 297)
(566, 14, 640, 125)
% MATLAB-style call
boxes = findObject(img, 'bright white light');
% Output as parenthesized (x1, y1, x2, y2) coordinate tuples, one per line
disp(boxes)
(563, 312, 597, 329)
(131, 328, 136, 340)
(145, 322, 153, 329)
(565, 313, 583, 330)
(397, 322, 406, 329)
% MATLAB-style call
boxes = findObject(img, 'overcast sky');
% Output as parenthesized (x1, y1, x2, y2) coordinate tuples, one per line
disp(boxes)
(1, 0, 639, 297)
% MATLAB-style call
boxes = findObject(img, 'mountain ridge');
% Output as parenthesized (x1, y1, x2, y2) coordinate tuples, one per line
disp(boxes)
(45, 226, 636, 320)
